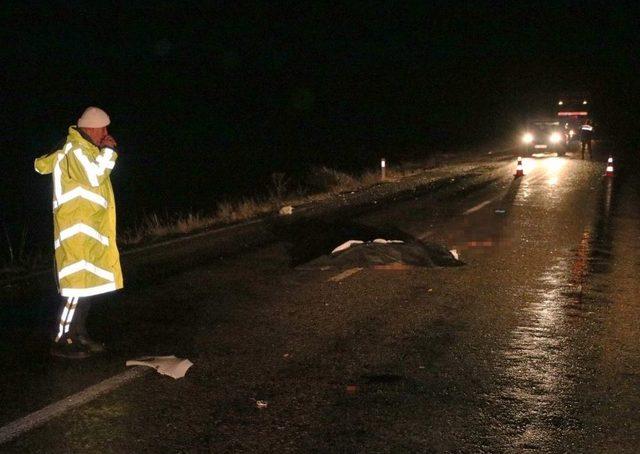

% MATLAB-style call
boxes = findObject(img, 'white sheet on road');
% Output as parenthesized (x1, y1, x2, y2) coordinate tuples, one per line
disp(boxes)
(331, 238, 403, 254)
(126, 356, 193, 379)
(331, 240, 364, 254)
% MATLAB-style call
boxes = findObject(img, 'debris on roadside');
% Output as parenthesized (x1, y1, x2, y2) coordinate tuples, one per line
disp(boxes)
(125, 356, 193, 379)
(255, 400, 268, 409)
(494, 208, 507, 215)
(449, 249, 459, 260)
(279, 205, 294, 215)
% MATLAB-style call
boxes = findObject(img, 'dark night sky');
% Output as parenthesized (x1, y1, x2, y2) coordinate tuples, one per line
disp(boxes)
(1, 1, 639, 247)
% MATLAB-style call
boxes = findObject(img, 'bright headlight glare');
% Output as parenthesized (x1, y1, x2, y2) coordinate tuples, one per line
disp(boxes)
(550, 132, 562, 143)
(522, 133, 534, 144)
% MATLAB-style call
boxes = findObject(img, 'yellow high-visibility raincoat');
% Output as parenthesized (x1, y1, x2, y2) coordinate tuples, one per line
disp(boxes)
(34, 126, 123, 297)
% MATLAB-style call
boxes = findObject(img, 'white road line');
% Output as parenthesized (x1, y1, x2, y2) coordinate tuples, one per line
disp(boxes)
(463, 199, 493, 215)
(0, 367, 149, 445)
(328, 267, 363, 282)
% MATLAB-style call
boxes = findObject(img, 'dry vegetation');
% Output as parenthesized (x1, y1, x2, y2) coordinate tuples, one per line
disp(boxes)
(118, 162, 430, 247)
(0, 223, 47, 277)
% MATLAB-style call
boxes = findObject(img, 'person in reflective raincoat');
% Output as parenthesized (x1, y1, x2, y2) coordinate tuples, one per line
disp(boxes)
(34, 107, 123, 359)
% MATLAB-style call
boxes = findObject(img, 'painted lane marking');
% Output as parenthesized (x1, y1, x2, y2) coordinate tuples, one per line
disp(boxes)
(328, 267, 363, 282)
(0, 367, 149, 445)
(463, 199, 494, 215)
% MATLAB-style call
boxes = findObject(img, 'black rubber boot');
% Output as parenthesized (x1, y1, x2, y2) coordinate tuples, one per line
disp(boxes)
(70, 299, 107, 353)
(75, 335, 106, 353)
(50, 336, 92, 359)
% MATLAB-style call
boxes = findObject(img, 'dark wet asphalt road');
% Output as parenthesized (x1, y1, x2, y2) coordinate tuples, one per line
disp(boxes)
(2, 143, 640, 452)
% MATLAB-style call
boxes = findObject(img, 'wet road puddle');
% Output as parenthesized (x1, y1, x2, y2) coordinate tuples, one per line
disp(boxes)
(487, 186, 616, 449)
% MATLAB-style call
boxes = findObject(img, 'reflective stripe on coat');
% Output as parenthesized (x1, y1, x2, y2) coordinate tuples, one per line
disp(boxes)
(34, 126, 123, 297)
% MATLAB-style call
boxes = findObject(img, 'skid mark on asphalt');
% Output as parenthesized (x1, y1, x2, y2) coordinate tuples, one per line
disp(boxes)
(328, 267, 363, 282)
(0, 367, 149, 445)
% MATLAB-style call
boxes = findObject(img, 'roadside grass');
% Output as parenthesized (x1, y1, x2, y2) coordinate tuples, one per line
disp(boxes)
(0, 222, 48, 279)
(118, 161, 435, 247)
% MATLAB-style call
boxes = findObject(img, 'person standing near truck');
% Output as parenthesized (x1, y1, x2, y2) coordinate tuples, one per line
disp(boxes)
(34, 107, 123, 359)
(580, 119, 594, 159)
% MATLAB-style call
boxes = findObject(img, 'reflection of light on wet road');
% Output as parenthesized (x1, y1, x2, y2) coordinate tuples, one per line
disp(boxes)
(494, 258, 576, 449)
(570, 231, 590, 291)
(514, 157, 570, 205)
(544, 158, 566, 186)
(603, 178, 613, 217)
(491, 225, 602, 449)
(522, 157, 537, 174)
(515, 177, 533, 204)
(543, 157, 566, 174)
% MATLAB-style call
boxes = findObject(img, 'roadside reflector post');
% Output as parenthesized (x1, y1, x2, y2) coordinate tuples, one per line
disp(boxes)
(381, 158, 386, 181)
(514, 156, 524, 178)
(605, 156, 614, 177)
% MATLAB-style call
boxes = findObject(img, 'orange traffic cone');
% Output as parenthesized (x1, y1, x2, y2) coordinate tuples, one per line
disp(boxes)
(604, 156, 614, 177)
(514, 157, 524, 178)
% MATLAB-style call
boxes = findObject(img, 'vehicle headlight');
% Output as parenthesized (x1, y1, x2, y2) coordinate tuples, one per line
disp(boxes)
(549, 132, 562, 144)
(522, 133, 534, 144)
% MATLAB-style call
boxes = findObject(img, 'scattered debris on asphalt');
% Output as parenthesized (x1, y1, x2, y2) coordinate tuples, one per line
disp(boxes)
(256, 400, 268, 409)
(126, 356, 193, 379)
(279, 205, 294, 215)
(450, 249, 459, 260)
(494, 208, 507, 215)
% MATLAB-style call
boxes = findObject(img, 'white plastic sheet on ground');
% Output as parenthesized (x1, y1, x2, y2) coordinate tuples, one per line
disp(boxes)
(126, 355, 193, 379)
(331, 240, 365, 254)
